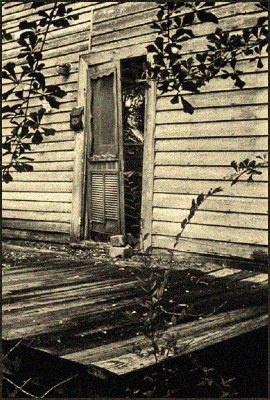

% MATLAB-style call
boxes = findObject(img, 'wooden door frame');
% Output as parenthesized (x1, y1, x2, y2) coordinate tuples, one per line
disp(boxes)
(70, 45, 156, 248)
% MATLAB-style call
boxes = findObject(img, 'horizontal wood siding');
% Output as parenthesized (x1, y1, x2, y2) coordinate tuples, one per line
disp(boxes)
(3, 2, 268, 258)
(2, 1, 95, 241)
(151, 3, 268, 259)
(89, 2, 268, 258)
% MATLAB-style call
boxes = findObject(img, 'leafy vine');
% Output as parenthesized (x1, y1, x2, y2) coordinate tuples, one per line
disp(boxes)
(2, 1, 78, 183)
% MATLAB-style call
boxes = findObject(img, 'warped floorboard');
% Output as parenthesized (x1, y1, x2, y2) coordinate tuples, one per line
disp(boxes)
(2, 257, 268, 377)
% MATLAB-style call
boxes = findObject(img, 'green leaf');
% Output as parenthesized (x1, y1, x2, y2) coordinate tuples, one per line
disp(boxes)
(155, 36, 164, 51)
(257, 58, 264, 69)
(182, 81, 199, 93)
(17, 156, 34, 162)
(19, 20, 37, 30)
(2, 87, 15, 101)
(57, 3, 66, 17)
(39, 17, 48, 28)
(234, 76, 246, 89)
(45, 96, 60, 109)
(171, 94, 179, 104)
(183, 12, 194, 26)
(32, 131, 43, 144)
(251, 169, 262, 175)
(143, 233, 150, 242)
(31, 1, 46, 9)
(69, 14, 79, 21)
(15, 90, 24, 100)
(181, 218, 188, 229)
(53, 18, 70, 28)
(2, 170, 13, 183)
(197, 10, 218, 24)
(32, 72, 46, 91)
(197, 193, 204, 206)
(231, 175, 240, 186)
(257, 16, 268, 27)
(150, 22, 162, 31)
(212, 187, 223, 195)
(157, 9, 164, 21)
(46, 85, 66, 98)
(146, 44, 158, 53)
(42, 127, 56, 136)
(231, 160, 238, 171)
(26, 54, 36, 69)
(2, 29, 13, 41)
(2, 141, 12, 152)
(196, 52, 207, 63)
(181, 96, 194, 114)
(3, 62, 17, 81)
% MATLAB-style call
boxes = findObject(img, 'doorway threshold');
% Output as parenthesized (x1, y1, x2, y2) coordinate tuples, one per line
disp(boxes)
(70, 240, 110, 250)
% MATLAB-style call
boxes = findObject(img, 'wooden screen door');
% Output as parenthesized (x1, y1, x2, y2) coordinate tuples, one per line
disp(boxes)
(85, 61, 124, 240)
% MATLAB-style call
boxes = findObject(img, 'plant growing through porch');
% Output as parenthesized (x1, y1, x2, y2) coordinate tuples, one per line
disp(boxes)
(132, 1, 269, 378)
(2, 1, 79, 183)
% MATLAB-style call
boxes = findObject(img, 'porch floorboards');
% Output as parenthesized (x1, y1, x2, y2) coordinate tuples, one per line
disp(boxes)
(2, 255, 268, 378)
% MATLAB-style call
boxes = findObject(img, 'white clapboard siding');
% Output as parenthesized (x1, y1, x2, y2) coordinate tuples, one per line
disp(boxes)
(3, 210, 71, 223)
(152, 222, 268, 246)
(155, 120, 268, 139)
(153, 194, 268, 215)
(152, 236, 267, 260)
(2, 162, 74, 172)
(2, 229, 70, 243)
(3, 141, 75, 154)
(154, 166, 268, 182)
(154, 180, 268, 199)
(2, 192, 72, 202)
(3, 151, 74, 165)
(3, 2, 268, 257)
(155, 137, 267, 152)
(3, 181, 73, 193)
(152, 208, 268, 230)
(156, 104, 267, 124)
(2, 171, 73, 182)
(2, 200, 71, 213)
(89, 1, 268, 257)
(155, 151, 268, 167)
(2, 219, 70, 234)
(157, 88, 268, 111)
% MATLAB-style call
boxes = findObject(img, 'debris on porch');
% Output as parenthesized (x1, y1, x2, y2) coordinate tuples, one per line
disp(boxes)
(3, 239, 267, 394)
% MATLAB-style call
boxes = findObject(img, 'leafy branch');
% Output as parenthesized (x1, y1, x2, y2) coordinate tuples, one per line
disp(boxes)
(174, 186, 223, 249)
(228, 154, 268, 185)
(147, 2, 268, 113)
(2, 1, 78, 183)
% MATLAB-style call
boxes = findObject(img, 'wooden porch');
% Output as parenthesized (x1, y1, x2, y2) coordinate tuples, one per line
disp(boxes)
(2, 247, 268, 387)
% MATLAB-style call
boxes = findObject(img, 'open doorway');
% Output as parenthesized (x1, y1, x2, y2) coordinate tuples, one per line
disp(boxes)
(121, 56, 147, 238)
(84, 55, 147, 242)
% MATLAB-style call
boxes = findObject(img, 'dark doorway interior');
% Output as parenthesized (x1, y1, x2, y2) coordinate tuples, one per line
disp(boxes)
(121, 56, 146, 238)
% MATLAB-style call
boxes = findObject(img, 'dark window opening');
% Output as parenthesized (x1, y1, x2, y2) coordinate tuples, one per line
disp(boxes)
(121, 56, 146, 238)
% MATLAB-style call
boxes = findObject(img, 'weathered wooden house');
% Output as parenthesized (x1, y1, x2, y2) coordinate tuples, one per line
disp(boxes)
(2, 1, 268, 261)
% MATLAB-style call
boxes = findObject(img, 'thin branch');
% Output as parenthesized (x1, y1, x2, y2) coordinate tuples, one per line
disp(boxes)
(160, 302, 227, 318)
(40, 374, 78, 398)
(3, 376, 37, 398)
(21, 377, 32, 389)
(3, 339, 23, 360)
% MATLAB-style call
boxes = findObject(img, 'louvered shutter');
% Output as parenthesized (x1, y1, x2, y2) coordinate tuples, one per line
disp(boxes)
(90, 172, 120, 235)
